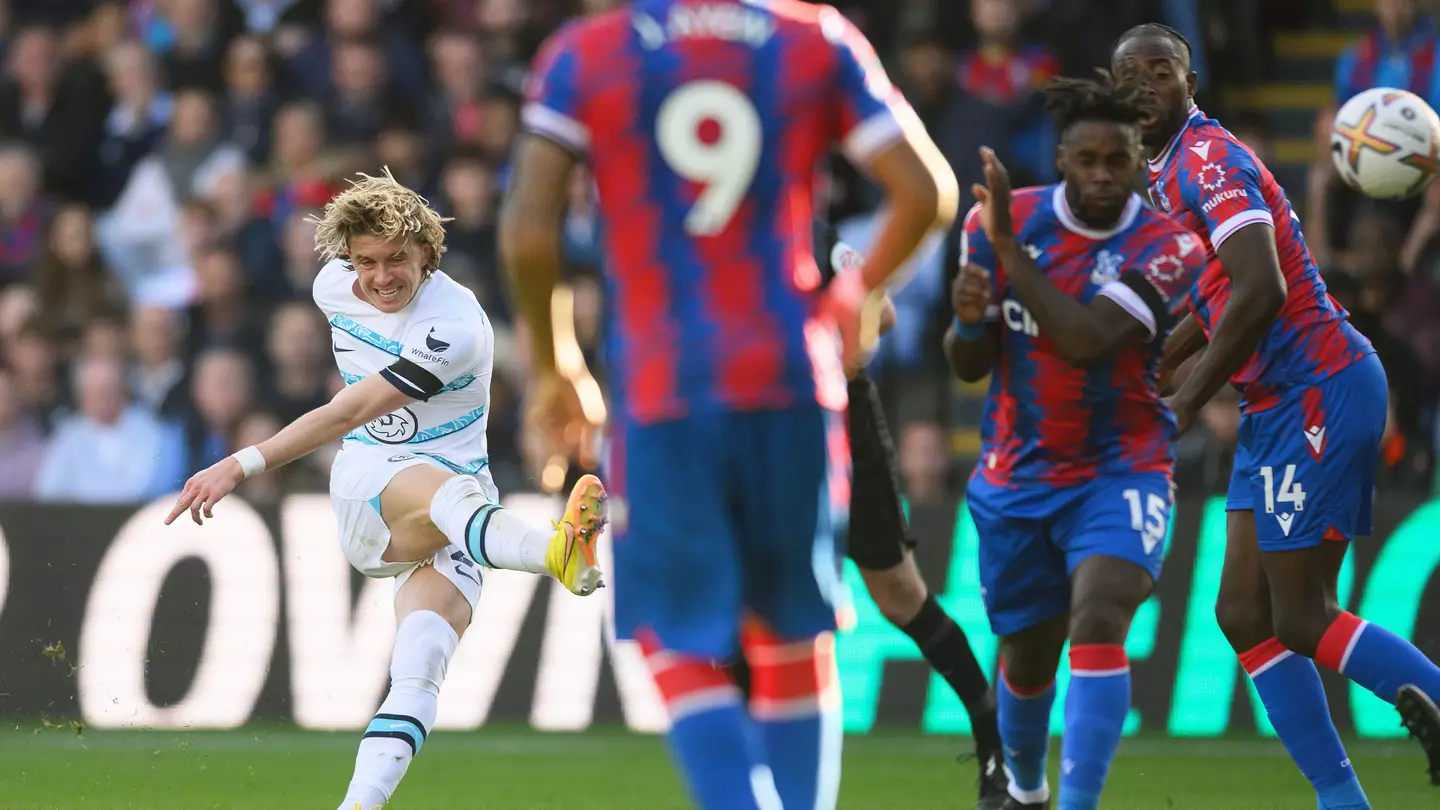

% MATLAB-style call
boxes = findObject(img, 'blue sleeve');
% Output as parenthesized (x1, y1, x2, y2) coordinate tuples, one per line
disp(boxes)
(1334, 48, 1359, 104)
(520, 22, 590, 154)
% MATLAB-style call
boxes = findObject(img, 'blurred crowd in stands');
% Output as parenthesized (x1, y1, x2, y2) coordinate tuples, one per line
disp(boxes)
(0, 0, 1436, 508)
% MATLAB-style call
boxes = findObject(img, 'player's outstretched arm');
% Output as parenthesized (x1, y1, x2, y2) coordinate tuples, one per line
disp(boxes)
(165, 375, 412, 525)
(1168, 223, 1285, 430)
(500, 135, 605, 473)
(1158, 313, 1207, 394)
(971, 148, 1156, 365)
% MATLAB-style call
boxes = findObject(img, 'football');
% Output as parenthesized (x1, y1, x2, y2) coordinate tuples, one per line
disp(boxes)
(1331, 87, 1440, 200)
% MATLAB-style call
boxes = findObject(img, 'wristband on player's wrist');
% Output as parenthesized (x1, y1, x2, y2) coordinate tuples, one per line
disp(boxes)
(231, 446, 267, 479)
(952, 317, 985, 341)
(827, 262, 871, 308)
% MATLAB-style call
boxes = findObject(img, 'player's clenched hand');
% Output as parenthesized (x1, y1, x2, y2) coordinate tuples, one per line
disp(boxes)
(970, 147, 1014, 241)
(164, 458, 244, 526)
(952, 264, 991, 327)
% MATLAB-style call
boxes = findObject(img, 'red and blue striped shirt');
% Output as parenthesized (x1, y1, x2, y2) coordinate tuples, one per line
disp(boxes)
(523, 0, 912, 425)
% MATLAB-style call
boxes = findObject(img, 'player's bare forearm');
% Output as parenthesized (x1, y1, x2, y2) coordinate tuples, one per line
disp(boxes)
(255, 376, 410, 470)
(1161, 313, 1207, 372)
(944, 325, 999, 382)
(991, 235, 1146, 364)
(1171, 225, 1285, 419)
(862, 137, 960, 289)
(500, 135, 579, 376)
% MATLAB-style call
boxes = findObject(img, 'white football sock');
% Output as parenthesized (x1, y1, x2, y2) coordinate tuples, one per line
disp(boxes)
(429, 475, 550, 574)
(338, 610, 458, 810)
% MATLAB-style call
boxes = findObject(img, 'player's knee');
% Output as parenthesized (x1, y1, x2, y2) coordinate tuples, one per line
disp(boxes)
(1214, 593, 1273, 651)
(1068, 599, 1133, 646)
(391, 610, 460, 695)
(859, 565, 927, 626)
(1271, 605, 1335, 659)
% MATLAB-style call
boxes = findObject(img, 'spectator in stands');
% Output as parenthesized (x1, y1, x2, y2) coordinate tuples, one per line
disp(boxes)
(262, 300, 330, 423)
(183, 347, 256, 475)
(474, 85, 519, 173)
(427, 31, 488, 155)
(952, 0, 1059, 187)
(375, 122, 431, 198)
(80, 312, 129, 361)
(257, 100, 345, 229)
(0, 284, 37, 345)
(278, 205, 322, 296)
(150, 0, 230, 92)
(324, 36, 413, 145)
(96, 87, 245, 295)
(287, 0, 428, 100)
(0, 368, 46, 500)
(207, 167, 286, 299)
(6, 322, 59, 431)
(130, 304, 191, 421)
(93, 40, 170, 209)
(0, 24, 107, 202)
(439, 149, 502, 313)
(35, 204, 125, 346)
(218, 34, 280, 164)
(0, 143, 49, 287)
(184, 243, 264, 359)
(33, 354, 184, 503)
(1312, 0, 1438, 269)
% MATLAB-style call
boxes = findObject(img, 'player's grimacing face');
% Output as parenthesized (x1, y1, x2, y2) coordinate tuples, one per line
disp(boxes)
(1057, 121, 1141, 224)
(1111, 38, 1194, 148)
(348, 233, 428, 313)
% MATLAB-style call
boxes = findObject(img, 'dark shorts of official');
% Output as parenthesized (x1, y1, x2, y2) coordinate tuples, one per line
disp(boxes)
(844, 373, 918, 571)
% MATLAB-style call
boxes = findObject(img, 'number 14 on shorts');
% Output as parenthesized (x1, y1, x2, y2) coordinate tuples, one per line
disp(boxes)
(1260, 464, 1307, 513)
(1123, 488, 1168, 554)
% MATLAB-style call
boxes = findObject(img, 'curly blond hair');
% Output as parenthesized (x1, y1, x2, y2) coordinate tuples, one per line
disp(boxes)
(311, 168, 452, 274)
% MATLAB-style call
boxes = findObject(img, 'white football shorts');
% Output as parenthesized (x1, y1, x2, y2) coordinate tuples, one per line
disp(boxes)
(329, 444, 497, 609)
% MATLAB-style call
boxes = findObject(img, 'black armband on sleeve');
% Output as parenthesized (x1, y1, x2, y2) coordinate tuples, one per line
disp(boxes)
(380, 358, 445, 401)
(1119, 270, 1174, 337)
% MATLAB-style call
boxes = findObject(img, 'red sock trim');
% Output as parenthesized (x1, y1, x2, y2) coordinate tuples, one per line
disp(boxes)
(636, 628, 734, 705)
(1237, 637, 1290, 675)
(1316, 612, 1365, 673)
(999, 658, 1054, 698)
(1069, 643, 1129, 675)
(742, 627, 835, 706)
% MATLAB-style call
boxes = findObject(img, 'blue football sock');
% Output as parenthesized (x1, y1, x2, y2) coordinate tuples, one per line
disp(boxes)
(998, 666, 1055, 805)
(1058, 644, 1130, 810)
(1241, 638, 1370, 810)
(642, 635, 778, 810)
(746, 629, 842, 810)
(1318, 611, 1440, 706)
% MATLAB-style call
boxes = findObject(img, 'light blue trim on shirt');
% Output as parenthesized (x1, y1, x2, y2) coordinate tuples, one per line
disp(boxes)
(330, 314, 402, 356)
(419, 453, 490, 476)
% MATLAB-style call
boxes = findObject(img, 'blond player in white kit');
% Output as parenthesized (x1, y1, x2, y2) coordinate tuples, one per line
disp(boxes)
(165, 170, 609, 809)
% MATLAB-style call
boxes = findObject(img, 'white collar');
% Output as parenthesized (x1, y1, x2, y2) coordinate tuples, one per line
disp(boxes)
(1052, 183, 1141, 240)
(1148, 105, 1202, 171)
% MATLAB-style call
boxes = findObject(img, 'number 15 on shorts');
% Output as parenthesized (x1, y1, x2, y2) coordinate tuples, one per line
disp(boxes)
(1124, 488, 1169, 555)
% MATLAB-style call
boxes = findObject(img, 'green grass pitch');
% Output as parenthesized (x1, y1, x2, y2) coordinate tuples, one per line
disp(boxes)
(1, 726, 1434, 809)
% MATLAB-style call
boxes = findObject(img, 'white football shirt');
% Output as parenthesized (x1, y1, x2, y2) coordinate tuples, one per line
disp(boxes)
(313, 259, 494, 475)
